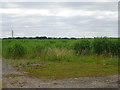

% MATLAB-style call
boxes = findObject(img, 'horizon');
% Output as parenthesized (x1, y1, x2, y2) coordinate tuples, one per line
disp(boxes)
(1, 35, 119, 39)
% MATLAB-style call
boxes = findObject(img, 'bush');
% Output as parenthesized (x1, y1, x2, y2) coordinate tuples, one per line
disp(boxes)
(7, 42, 26, 59)
(93, 37, 111, 55)
(109, 39, 120, 56)
(74, 39, 91, 55)
(31, 44, 45, 58)
(34, 44, 45, 53)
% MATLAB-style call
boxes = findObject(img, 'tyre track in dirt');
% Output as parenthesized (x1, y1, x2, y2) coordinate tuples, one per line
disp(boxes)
(2, 60, 119, 88)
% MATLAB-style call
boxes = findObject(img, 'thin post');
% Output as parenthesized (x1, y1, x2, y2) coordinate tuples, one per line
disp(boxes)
(12, 30, 13, 38)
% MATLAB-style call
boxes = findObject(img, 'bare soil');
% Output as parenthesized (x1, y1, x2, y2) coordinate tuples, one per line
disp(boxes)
(2, 60, 119, 88)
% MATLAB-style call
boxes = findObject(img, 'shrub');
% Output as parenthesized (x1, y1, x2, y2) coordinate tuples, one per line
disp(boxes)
(31, 44, 45, 58)
(92, 37, 111, 55)
(6, 42, 26, 59)
(74, 39, 91, 55)
(109, 39, 120, 56)
(34, 44, 45, 53)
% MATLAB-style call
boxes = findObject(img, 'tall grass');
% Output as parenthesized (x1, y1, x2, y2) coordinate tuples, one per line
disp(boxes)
(92, 38, 119, 56)
(2, 38, 119, 61)
(92, 37, 110, 55)
(40, 48, 77, 62)
(74, 39, 91, 55)
(109, 39, 120, 56)
(4, 41, 26, 59)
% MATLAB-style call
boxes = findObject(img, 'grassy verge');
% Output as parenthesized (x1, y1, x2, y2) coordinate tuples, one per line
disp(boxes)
(6, 55, 118, 80)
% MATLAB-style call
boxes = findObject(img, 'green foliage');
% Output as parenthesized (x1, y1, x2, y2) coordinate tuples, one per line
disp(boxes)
(92, 38, 119, 56)
(40, 48, 76, 62)
(2, 38, 119, 60)
(16, 55, 118, 79)
(2, 38, 118, 79)
(109, 39, 120, 56)
(92, 38, 110, 55)
(31, 44, 45, 58)
(5, 41, 26, 59)
(74, 39, 91, 55)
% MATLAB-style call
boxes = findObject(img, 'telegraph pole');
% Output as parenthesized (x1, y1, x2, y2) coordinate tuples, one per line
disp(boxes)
(12, 30, 13, 38)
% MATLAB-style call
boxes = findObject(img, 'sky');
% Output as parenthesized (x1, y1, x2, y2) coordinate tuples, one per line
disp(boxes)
(0, 1, 118, 38)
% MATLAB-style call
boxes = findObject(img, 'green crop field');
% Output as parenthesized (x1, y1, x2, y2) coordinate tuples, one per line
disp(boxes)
(2, 37, 119, 80)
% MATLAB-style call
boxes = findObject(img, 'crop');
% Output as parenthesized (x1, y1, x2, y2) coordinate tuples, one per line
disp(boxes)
(3, 41, 26, 59)
(2, 37, 119, 60)
(74, 39, 91, 55)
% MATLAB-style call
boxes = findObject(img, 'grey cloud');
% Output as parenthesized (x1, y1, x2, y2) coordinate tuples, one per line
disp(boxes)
(2, 2, 117, 12)
(2, 2, 118, 38)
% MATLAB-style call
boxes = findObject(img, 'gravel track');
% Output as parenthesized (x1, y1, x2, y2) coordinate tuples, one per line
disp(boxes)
(2, 60, 119, 88)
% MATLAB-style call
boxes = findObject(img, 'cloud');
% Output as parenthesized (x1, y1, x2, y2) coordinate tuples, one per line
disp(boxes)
(1, 0, 119, 2)
(0, 8, 117, 20)
(1, 2, 118, 38)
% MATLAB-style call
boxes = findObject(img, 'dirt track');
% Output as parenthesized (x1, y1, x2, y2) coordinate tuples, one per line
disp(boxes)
(2, 60, 119, 88)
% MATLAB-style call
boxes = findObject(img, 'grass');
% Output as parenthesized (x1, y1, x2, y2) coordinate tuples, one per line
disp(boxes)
(2, 38, 119, 80)
(23, 63, 118, 80)
(8, 55, 118, 80)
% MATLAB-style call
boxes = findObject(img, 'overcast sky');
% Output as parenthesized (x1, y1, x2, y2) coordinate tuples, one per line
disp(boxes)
(0, 2, 118, 38)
